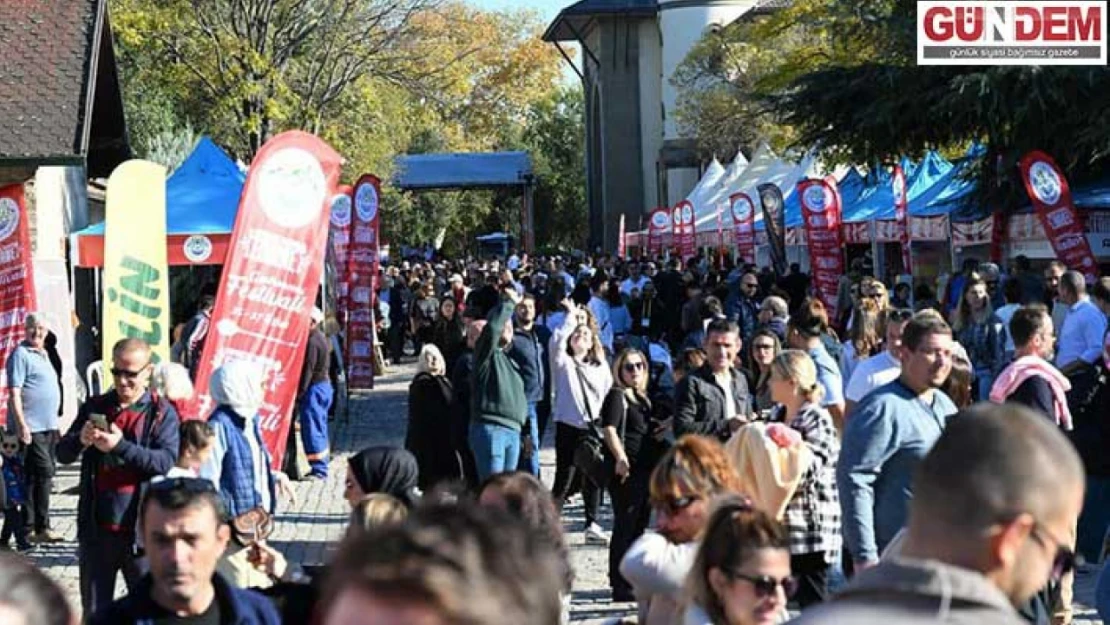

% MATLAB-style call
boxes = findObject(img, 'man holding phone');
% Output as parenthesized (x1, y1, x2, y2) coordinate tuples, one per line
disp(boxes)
(58, 338, 180, 616)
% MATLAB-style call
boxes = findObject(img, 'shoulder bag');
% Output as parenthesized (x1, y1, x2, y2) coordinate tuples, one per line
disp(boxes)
(571, 371, 626, 488)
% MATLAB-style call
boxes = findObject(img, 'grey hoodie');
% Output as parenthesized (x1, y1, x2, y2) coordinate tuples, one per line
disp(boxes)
(787, 557, 1026, 625)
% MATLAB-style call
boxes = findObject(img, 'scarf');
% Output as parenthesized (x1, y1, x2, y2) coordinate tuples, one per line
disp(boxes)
(348, 447, 420, 507)
(989, 355, 1073, 430)
(209, 360, 264, 420)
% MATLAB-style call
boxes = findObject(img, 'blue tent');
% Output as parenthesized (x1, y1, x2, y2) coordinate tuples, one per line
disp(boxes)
(74, 138, 245, 266)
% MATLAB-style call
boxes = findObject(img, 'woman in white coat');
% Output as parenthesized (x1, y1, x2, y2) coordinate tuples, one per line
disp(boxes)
(550, 298, 613, 544)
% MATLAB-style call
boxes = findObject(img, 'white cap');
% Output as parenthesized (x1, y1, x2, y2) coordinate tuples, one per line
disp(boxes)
(310, 307, 324, 323)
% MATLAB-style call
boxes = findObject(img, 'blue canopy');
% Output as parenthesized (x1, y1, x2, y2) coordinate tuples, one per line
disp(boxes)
(75, 137, 245, 236)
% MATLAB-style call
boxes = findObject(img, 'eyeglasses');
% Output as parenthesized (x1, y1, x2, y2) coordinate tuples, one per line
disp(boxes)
(622, 361, 646, 372)
(653, 495, 701, 516)
(1030, 522, 1079, 581)
(886, 309, 913, 322)
(725, 571, 798, 599)
(742, 282, 759, 290)
(111, 365, 150, 380)
(1, 443, 18, 452)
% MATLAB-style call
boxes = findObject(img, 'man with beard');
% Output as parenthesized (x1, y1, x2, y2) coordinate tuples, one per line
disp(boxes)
(838, 311, 958, 571)
(508, 294, 551, 476)
(90, 477, 280, 624)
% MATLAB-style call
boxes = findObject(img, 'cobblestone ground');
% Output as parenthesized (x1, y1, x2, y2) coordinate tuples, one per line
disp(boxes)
(24, 363, 1105, 623)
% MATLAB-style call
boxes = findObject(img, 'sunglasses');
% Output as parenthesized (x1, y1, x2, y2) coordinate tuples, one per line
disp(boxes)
(742, 283, 759, 290)
(111, 365, 150, 380)
(1, 443, 18, 452)
(887, 309, 913, 322)
(654, 495, 700, 516)
(726, 571, 798, 599)
(1031, 522, 1079, 581)
(622, 361, 646, 372)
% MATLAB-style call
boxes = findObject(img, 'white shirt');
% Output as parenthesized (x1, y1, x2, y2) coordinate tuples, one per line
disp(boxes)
(845, 350, 901, 403)
(1056, 298, 1107, 368)
(620, 276, 651, 297)
(588, 296, 614, 350)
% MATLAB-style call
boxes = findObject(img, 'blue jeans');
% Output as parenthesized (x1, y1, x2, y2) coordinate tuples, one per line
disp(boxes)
(517, 402, 540, 477)
(469, 421, 521, 482)
(299, 381, 333, 476)
(975, 367, 994, 402)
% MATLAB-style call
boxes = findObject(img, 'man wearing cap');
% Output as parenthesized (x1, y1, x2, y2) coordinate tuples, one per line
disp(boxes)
(297, 307, 332, 479)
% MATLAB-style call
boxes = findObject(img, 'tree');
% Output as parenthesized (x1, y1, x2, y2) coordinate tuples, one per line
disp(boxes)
(522, 88, 587, 250)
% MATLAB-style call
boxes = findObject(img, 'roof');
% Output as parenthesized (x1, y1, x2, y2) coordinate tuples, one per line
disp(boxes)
(544, 0, 658, 42)
(734, 0, 790, 24)
(393, 152, 534, 190)
(0, 0, 128, 173)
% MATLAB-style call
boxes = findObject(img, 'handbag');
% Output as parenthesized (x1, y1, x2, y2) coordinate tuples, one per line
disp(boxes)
(230, 506, 274, 548)
(571, 369, 627, 489)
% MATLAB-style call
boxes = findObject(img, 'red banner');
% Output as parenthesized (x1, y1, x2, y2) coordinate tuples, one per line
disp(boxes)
(797, 178, 844, 313)
(618, 213, 627, 259)
(892, 165, 912, 273)
(677, 200, 696, 260)
(648, 208, 669, 256)
(1020, 150, 1099, 282)
(346, 174, 381, 390)
(193, 132, 342, 469)
(330, 185, 354, 327)
(730, 193, 756, 264)
(0, 185, 36, 427)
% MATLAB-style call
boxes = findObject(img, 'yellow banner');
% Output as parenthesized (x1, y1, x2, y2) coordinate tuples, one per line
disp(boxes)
(102, 160, 170, 372)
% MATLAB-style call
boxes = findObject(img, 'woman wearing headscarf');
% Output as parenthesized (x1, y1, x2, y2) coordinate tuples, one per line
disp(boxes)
(200, 360, 277, 589)
(344, 446, 421, 509)
(406, 345, 462, 491)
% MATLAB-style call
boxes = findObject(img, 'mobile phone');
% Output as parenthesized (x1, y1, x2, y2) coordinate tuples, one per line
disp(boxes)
(90, 414, 109, 431)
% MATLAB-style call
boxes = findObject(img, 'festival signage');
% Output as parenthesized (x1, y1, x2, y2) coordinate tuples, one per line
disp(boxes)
(0, 186, 36, 427)
(797, 178, 845, 313)
(648, 208, 669, 256)
(102, 160, 171, 370)
(330, 185, 354, 327)
(758, 183, 788, 275)
(618, 213, 627, 259)
(346, 174, 382, 391)
(892, 165, 913, 272)
(730, 192, 756, 264)
(193, 131, 342, 469)
(678, 201, 696, 260)
(1020, 150, 1099, 281)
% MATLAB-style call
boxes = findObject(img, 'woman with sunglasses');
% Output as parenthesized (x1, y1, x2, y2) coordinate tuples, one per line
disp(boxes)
(767, 350, 840, 608)
(603, 348, 670, 602)
(684, 496, 793, 625)
(621, 435, 744, 625)
(746, 330, 781, 415)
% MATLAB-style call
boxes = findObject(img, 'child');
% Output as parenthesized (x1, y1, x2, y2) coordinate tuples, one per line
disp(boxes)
(0, 435, 32, 552)
(169, 420, 215, 478)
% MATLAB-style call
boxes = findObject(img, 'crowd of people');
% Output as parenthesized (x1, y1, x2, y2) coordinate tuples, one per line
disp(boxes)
(3, 248, 1110, 625)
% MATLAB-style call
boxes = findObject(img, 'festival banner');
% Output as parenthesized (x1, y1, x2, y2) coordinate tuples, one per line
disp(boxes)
(892, 165, 912, 273)
(797, 178, 845, 313)
(758, 183, 788, 275)
(618, 213, 627, 259)
(1019, 150, 1099, 282)
(193, 131, 342, 469)
(0, 186, 37, 427)
(730, 192, 756, 264)
(677, 201, 696, 260)
(330, 185, 354, 327)
(648, 208, 669, 256)
(102, 160, 171, 371)
(346, 174, 382, 391)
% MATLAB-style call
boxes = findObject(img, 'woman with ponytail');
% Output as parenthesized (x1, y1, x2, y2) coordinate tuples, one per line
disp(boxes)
(767, 350, 841, 609)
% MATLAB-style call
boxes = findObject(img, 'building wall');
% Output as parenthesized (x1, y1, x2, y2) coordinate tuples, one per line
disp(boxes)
(638, 19, 664, 218)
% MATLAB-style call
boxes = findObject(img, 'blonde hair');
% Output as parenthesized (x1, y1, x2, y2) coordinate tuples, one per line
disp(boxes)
(417, 344, 446, 376)
(770, 349, 824, 404)
(152, 362, 195, 402)
(612, 348, 648, 393)
(347, 493, 408, 540)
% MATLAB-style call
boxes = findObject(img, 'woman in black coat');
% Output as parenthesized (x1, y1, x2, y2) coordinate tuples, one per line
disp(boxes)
(431, 297, 466, 375)
(405, 344, 463, 491)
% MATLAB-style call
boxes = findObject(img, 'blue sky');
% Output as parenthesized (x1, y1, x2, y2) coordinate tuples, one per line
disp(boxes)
(467, 0, 567, 22)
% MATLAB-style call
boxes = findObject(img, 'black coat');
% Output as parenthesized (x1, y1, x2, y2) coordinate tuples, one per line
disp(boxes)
(405, 372, 463, 490)
(674, 365, 753, 442)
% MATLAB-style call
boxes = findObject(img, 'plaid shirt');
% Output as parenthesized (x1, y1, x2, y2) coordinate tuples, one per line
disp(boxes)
(781, 403, 841, 561)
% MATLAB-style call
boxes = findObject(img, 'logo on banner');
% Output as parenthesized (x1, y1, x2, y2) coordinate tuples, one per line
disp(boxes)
(1029, 161, 1063, 205)
(917, 1, 1107, 65)
(257, 148, 328, 228)
(672, 207, 683, 225)
(355, 183, 379, 223)
(651, 210, 670, 229)
(331, 193, 352, 227)
(681, 204, 694, 224)
(183, 235, 213, 263)
(0, 198, 20, 242)
(803, 186, 827, 213)
(732, 197, 752, 222)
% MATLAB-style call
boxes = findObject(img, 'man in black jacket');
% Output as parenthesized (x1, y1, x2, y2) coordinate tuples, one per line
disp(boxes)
(674, 319, 752, 441)
(508, 294, 551, 476)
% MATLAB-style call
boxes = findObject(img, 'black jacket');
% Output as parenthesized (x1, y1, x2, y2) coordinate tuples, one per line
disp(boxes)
(406, 372, 462, 490)
(674, 365, 753, 441)
(90, 573, 281, 625)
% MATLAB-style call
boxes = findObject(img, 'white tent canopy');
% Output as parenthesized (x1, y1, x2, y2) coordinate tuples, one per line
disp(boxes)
(696, 148, 816, 233)
(685, 157, 726, 210)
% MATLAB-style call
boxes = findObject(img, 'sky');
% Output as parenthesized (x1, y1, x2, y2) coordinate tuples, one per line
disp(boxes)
(467, 0, 568, 22)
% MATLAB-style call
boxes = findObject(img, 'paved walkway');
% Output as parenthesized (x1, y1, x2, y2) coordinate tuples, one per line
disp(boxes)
(22, 363, 1106, 623)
